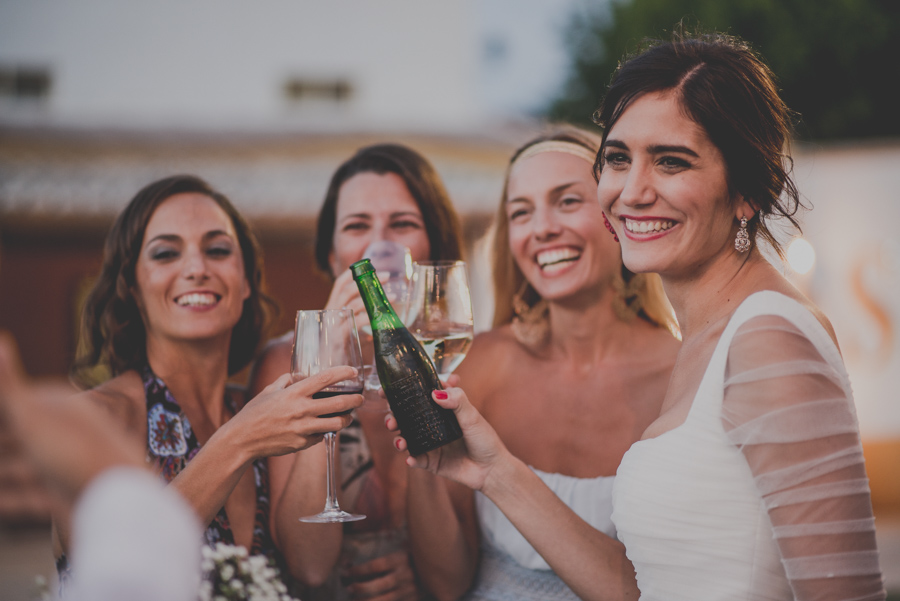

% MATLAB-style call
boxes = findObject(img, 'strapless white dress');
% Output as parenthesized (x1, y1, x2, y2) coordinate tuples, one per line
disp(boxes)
(611, 291, 885, 601)
(463, 467, 616, 601)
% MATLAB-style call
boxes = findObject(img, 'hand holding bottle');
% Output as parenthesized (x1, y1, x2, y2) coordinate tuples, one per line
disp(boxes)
(384, 380, 511, 494)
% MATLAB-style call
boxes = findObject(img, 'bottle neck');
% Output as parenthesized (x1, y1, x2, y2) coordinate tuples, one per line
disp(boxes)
(355, 272, 405, 330)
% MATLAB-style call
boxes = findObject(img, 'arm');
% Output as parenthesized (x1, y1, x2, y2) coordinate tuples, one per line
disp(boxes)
(389, 386, 639, 601)
(169, 366, 362, 529)
(405, 365, 480, 600)
(247, 341, 340, 587)
(723, 315, 885, 600)
(406, 469, 479, 601)
(0, 333, 202, 601)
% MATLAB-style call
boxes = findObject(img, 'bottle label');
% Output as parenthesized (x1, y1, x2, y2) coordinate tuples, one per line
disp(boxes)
(383, 371, 454, 455)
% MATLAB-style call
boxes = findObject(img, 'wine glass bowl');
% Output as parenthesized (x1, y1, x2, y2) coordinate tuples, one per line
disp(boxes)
(405, 261, 475, 379)
(291, 309, 366, 523)
(362, 240, 413, 329)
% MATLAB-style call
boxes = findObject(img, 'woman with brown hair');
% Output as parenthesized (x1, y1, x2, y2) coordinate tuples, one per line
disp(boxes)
(392, 33, 885, 601)
(404, 127, 680, 601)
(63, 174, 362, 590)
(249, 143, 464, 601)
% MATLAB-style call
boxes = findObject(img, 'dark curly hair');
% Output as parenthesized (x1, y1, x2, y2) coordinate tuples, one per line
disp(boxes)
(593, 30, 804, 257)
(314, 143, 464, 276)
(72, 174, 277, 387)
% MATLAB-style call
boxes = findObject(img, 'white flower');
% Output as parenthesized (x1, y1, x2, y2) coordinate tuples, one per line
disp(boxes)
(198, 543, 300, 601)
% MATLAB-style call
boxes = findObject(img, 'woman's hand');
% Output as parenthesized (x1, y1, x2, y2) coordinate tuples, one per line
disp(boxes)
(385, 384, 509, 493)
(344, 550, 423, 601)
(226, 366, 364, 460)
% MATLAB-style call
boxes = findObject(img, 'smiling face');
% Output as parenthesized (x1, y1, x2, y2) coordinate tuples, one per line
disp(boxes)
(597, 91, 753, 280)
(506, 151, 621, 304)
(133, 192, 250, 347)
(328, 171, 431, 275)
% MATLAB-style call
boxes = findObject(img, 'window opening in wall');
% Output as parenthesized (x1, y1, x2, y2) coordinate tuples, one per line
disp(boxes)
(283, 78, 353, 103)
(0, 66, 52, 101)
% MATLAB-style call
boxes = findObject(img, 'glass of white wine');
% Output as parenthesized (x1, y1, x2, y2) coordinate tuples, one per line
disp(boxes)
(405, 261, 474, 379)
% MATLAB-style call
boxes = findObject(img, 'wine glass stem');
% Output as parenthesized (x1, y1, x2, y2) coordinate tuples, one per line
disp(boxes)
(323, 431, 340, 512)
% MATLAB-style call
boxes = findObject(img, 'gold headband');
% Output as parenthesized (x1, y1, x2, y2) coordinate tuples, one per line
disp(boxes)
(510, 140, 597, 170)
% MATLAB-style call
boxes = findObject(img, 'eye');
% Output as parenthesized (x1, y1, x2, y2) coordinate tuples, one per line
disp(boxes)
(602, 151, 629, 169)
(390, 219, 421, 230)
(507, 207, 530, 222)
(559, 196, 583, 209)
(342, 221, 369, 232)
(149, 247, 179, 261)
(206, 245, 233, 258)
(658, 156, 691, 171)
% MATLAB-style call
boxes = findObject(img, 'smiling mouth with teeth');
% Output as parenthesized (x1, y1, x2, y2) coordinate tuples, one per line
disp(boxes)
(536, 248, 582, 272)
(624, 219, 676, 234)
(176, 293, 220, 307)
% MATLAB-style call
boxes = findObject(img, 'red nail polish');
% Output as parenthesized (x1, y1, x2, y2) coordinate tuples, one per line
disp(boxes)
(394, 438, 402, 450)
(434, 390, 448, 400)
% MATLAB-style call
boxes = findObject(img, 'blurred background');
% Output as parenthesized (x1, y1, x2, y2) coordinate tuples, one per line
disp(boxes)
(1, 0, 898, 597)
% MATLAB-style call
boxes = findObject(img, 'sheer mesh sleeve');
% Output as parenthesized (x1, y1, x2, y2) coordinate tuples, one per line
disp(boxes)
(722, 315, 885, 601)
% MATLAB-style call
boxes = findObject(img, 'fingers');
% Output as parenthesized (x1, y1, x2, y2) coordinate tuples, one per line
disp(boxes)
(293, 366, 360, 394)
(441, 373, 461, 388)
(345, 552, 417, 601)
(266, 373, 294, 389)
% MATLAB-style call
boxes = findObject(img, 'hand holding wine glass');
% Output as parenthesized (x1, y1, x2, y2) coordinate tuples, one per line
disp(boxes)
(292, 309, 366, 523)
(405, 261, 474, 379)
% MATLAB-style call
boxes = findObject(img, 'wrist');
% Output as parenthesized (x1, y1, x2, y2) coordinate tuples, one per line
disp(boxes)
(480, 447, 522, 500)
(209, 418, 256, 467)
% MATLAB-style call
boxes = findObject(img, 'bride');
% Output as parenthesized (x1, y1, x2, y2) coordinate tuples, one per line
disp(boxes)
(387, 32, 885, 601)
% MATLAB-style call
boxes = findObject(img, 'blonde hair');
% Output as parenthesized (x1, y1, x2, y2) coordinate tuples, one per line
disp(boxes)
(490, 126, 678, 336)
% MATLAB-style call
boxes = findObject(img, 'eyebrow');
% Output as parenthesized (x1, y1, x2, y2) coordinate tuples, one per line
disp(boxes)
(339, 211, 423, 222)
(604, 139, 699, 158)
(145, 230, 233, 245)
(507, 181, 580, 204)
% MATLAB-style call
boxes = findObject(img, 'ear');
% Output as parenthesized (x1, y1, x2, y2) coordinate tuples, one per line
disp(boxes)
(241, 273, 251, 302)
(734, 194, 757, 221)
(328, 248, 340, 279)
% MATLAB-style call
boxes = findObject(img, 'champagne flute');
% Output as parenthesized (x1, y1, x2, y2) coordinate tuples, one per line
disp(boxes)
(292, 309, 366, 523)
(405, 261, 475, 379)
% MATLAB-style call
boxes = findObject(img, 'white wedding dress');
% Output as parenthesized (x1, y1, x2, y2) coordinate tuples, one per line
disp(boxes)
(464, 468, 617, 601)
(612, 291, 885, 600)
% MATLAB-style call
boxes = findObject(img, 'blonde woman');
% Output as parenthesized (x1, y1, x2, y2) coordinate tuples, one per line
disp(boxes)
(405, 128, 680, 601)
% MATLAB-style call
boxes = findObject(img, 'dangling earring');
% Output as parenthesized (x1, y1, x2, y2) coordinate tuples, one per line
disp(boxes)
(602, 213, 619, 242)
(734, 217, 751, 253)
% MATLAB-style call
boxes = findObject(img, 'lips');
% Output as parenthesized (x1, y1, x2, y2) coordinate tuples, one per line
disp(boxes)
(175, 292, 221, 307)
(623, 218, 676, 234)
(536, 247, 581, 274)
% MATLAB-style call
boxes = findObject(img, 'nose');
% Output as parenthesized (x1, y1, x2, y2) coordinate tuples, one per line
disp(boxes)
(531, 206, 562, 241)
(181, 247, 209, 281)
(619, 162, 655, 208)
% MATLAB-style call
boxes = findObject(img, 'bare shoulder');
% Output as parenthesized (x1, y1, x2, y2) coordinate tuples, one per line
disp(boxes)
(78, 371, 146, 437)
(455, 325, 525, 409)
(458, 326, 521, 375)
(247, 334, 292, 396)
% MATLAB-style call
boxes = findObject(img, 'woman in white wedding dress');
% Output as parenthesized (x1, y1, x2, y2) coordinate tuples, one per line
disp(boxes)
(387, 31, 886, 601)
(403, 128, 679, 601)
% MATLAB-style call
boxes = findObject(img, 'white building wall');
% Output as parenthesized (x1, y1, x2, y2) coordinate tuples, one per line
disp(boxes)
(0, 0, 485, 131)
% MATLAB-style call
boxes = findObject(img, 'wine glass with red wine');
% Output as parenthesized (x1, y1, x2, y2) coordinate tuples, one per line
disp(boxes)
(291, 309, 366, 523)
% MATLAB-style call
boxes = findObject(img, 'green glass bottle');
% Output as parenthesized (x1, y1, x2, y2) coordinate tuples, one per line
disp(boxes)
(351, 259, 463, 455)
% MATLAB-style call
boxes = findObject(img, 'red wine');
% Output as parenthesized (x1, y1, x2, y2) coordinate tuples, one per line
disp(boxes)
(314, 388, 363, 417)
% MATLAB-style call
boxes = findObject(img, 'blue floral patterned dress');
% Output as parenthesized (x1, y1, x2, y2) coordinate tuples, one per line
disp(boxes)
(142, 366, 289, 577)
